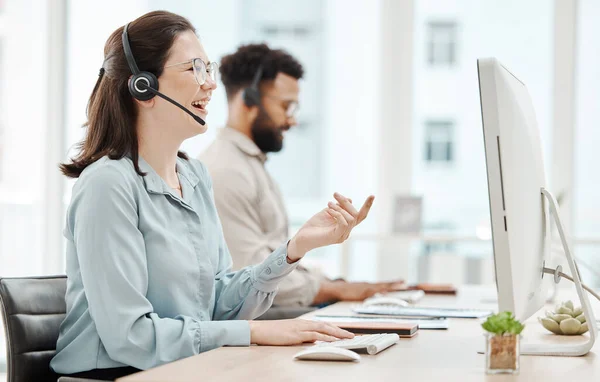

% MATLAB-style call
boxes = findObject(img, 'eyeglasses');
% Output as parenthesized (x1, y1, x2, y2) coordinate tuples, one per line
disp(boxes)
(263, 94, 300, 119)
(165, 58, 219, 86)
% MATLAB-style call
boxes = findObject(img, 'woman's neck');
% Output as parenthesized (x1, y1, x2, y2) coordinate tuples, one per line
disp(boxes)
(137, 126, 182, 188)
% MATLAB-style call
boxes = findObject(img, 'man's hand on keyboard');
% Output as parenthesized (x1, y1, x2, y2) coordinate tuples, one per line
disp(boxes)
(249, 319, 354, 346)
(314, 280, 405, 303)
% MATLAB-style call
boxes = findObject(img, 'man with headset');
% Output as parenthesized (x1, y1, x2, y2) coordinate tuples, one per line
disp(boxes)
(200, 44, 401, 308)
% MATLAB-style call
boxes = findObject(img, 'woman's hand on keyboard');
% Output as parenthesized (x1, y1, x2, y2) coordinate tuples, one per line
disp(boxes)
(249, 319, 354, 346)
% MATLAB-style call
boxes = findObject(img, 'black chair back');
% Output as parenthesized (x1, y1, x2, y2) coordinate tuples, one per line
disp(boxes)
(0, 276, 66, 382)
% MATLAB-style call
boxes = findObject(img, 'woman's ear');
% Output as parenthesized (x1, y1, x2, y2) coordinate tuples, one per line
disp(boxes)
(127, 76, 155, 109)
(135, 97, 155, 109)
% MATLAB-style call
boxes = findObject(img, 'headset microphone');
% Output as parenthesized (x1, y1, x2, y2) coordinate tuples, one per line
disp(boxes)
(135, 81, 206, 125)
(121, 23, 205, 126)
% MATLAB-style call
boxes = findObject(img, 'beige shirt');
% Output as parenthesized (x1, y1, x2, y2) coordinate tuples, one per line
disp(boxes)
(200, 127, 323, 306)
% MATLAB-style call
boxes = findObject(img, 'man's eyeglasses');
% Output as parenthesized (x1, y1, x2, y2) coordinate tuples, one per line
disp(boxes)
(165, 58, 219, 86)
(263, 94, 299, 119)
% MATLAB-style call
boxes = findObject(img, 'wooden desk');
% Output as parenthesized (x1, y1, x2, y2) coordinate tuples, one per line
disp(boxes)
(118, 286, 599, 381)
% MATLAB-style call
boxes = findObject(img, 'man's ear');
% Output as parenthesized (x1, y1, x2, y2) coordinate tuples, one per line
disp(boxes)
(236, 90, 259, 120)
(246, 104, 260, 120)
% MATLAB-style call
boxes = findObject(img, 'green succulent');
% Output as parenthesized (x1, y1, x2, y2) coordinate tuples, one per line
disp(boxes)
(481, 311, 525, 335)
(539, 300, 588, 335)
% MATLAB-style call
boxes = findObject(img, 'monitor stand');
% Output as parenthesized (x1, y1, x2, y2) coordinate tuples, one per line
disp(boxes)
(477, 188, 597, 356)
(519, 188, 597, 356)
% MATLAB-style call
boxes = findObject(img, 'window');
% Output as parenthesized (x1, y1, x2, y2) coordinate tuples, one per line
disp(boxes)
(261, 25, 312, 37)
(0, 0, 49, 278)
(424, 120, 454, 163)
(421, 222, 456, 255)
(414, 1, 554, 285)
(427, 21, 457, 65)
(1, 0, 49, 372)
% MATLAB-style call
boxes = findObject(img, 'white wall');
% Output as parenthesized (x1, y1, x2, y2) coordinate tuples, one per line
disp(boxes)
(322, 0, 380, 210)
(573, 0, 600, 285)
(574, 0, 600, 237)
(66, 0, 148, 146)
(321, 0, 382, 280)
(147, 0, 241, 156)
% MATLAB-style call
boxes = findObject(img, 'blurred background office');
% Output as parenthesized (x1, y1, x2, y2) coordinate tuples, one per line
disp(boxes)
(0, 0, 599, 375)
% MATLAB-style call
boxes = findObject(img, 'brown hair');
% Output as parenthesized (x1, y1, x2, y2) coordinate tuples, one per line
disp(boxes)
(220, 43, 304, 101)
(60, 10, 194, 178)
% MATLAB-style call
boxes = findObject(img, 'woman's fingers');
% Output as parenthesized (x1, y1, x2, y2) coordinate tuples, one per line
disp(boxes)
(334, 192, 359, 217)
(290, 320, 356, 343)
(385, 281, 405, 290)
(317, 321, 354, 339)
(329, 202, 355, 226)
(326, 205, 349, 228)
(356, 195, 375, 224)
(299, 320, 354, 339)
(332, 193, 375, 226)
(301, 332, 339, 343)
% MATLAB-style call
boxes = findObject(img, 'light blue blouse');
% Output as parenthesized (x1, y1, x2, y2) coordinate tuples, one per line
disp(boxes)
(50, 155, 298, 374)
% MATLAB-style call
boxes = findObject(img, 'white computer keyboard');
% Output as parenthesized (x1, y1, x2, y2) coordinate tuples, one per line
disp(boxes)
(353, 305, 493, 318)
(314, 333, 399, 355)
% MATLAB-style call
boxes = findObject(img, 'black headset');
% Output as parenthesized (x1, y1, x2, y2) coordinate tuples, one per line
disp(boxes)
(243, 64, 264, 107)
(121, 23, 205, 125)
(122, 24, 159, 101)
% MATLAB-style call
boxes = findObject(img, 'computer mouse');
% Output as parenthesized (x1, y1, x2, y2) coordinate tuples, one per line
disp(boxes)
(362, 296, 409, 307)
(293, 346, 361, 362)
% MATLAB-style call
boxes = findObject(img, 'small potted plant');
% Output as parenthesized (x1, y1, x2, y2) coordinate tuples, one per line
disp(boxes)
(481, 311, 524, 374)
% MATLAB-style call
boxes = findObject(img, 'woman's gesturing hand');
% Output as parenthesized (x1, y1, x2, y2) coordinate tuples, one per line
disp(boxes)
(287, 193, 375, 262)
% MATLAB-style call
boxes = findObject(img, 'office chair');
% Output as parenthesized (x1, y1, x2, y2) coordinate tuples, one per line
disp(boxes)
(0, 276, 99, 382)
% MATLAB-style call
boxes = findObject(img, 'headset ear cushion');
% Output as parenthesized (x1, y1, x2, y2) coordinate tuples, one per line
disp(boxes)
(243, 87, 261, 107)
(129, 71, 158, 101)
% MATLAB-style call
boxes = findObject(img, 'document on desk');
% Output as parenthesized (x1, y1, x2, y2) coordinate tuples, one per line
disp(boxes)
(312, 315, 449, 330)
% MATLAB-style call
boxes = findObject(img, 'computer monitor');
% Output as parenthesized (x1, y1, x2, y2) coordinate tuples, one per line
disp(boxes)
(478, 58, 597, 356)
(477, 58, 551, 322)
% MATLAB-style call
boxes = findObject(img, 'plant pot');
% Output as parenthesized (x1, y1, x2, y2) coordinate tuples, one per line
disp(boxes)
(485, 333, 520, 374)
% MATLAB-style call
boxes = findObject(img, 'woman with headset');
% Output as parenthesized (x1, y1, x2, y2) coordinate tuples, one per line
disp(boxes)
(50, 10, 374, 380)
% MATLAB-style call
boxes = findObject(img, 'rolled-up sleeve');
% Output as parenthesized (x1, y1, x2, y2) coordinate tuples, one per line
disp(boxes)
(199, 241, 299, 350)
(71, 167, 255, 369)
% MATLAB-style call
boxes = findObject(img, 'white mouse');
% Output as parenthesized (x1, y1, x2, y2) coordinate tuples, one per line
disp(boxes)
(362, 296, 409, 307)
(293, 346, 361, 362)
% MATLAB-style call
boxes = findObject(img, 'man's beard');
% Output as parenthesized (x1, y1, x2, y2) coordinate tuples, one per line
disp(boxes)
(250, 109, 288, 153)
